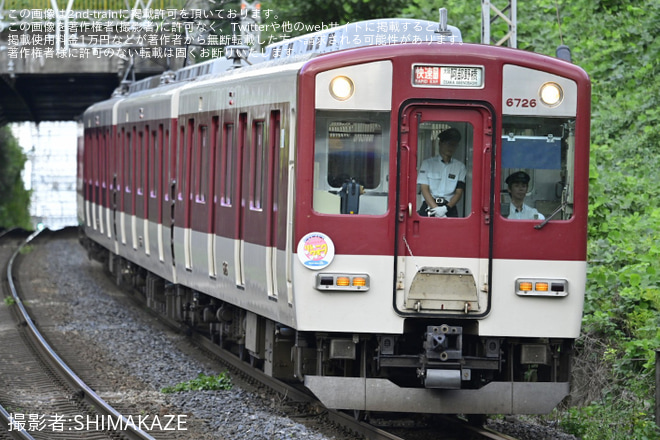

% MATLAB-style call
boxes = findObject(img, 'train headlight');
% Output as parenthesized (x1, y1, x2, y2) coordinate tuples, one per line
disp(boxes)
(539, 82, 563, 107)
(316, 273, 370, 292)
(329, 76, 355, 101)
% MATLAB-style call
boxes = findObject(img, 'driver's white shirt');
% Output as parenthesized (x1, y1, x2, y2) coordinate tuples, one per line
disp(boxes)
(417, 156, 466, 199)
(508, 203, 545, 220)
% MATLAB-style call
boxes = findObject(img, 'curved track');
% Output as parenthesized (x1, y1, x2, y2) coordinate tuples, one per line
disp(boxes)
(1, 228, 518, 440)
(112, 239, 519, 440)
(0, 229, 154, 440)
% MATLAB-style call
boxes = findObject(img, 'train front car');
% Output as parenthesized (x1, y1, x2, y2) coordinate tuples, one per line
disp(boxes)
(293, 19, 590, 415)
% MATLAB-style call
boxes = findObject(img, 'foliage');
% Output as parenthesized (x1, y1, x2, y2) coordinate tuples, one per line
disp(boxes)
(0, 126, 31, 229)
(161, 372, 232, 393)
(574, 1, 660, 437)
(262, 0, 410, 36)
(559, 400, 659, 440)
(262, 0, 660, 436)
(395, 1, 660, 437)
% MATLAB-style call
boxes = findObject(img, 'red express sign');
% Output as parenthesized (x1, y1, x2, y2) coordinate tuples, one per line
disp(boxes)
(413, 65, 483, 88)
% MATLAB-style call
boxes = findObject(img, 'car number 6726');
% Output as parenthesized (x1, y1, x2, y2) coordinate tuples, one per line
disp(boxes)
(505, 98, 537, 108)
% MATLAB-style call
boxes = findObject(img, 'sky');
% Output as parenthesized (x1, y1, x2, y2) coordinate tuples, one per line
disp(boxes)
(11, 121, 79, 230)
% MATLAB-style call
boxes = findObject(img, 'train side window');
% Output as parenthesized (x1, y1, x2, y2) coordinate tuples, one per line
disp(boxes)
(250, 120, 265, 210)
(92, 131, 98, 188)
(196, 125, 209, 204)
(117, 128, 124, 196)
(500, 116, 575, 221)
(124, 130, 132, 194)
(176, 125, 185, 201)
(150, 129, 158, 198)
(185, 119, 195, 204)
(137, 129, 145, 196)
(100, 129, 106, 190)
(221, 123, 234, 206)
(313, 111, 390, 215)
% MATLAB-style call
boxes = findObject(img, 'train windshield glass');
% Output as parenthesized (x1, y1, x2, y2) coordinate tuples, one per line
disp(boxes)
(415, 121, 474, 218)
(313, 111, 390, 215)
(500, 116, 576, 221)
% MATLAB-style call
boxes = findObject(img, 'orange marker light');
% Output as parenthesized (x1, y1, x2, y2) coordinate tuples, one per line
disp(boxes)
(519, 282, 533, 291)
(336, 277, 350, 287)
(352, 277, 367, 287)
(535, 282, 549, 292)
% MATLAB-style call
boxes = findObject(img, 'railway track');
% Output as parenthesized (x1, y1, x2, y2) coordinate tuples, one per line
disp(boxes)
(106, 251, 521, 439)
(1, 228, 519, 440)
(0, 229, 157, 440)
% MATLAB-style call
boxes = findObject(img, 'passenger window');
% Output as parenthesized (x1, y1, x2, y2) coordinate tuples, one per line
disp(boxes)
(416, 122, 473, 218)
(500, 117, 575, 221)
(313, 111, 390, 215)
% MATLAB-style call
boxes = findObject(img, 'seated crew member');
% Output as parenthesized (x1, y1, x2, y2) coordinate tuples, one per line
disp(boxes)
(417, 128, 466, 217)
(505, 171, 545, 220)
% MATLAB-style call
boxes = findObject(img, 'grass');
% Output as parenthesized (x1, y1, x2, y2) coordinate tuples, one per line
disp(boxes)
(161, 372, 232, 393)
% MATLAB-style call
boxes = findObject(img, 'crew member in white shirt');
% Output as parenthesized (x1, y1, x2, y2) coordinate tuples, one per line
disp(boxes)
(505, 171, 545, 220)
(417, 128, 466, 217)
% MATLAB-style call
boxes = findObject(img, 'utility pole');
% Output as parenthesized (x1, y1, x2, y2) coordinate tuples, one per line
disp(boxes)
(240, 0, 262, 51)
(481, 0, 517, 48)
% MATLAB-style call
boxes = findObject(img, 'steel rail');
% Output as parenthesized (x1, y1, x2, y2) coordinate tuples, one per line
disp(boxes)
(0, 405, 37, 440)
(189, 333, 408, 440)
(0, 229, 37, 440)
(5, 229, 156, 440)
(124, 284, 408, 440)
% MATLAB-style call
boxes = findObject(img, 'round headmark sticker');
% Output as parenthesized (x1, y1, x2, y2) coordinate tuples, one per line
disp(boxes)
(297, 232, 335, 270)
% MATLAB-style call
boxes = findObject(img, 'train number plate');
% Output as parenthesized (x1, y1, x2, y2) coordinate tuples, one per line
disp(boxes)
(412, 65, 484, 88)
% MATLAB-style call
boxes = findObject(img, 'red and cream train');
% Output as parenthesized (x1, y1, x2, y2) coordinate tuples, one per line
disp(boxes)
(78, 14, 590, 416)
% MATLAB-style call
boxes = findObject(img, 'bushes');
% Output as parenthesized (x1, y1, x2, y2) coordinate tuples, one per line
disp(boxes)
(0, 126, 31, 229)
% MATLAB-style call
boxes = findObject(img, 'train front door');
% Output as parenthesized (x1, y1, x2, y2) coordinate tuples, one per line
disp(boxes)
(396, 104, 494, 316)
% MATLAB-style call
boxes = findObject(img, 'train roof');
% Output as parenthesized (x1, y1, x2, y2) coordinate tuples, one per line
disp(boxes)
(262, 17, 461, 60)
(121, 16, 461, 96)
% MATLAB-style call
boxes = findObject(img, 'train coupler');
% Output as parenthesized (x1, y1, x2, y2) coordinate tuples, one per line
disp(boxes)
(424, 324, 462, 361)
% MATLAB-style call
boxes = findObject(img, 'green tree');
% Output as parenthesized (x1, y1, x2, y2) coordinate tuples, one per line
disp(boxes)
(0, 126, 31, 229)
(263, 0, 410, 36)
(400, 1, 659, 437)
(260, 0, 660, 436)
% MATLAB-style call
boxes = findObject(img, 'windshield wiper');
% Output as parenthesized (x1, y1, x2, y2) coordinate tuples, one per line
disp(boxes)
(534, 200, 567, 230)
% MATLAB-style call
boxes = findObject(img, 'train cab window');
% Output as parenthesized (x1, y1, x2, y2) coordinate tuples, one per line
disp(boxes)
(416, 122, 474, 218)
(500, 116, 576, 221)
(313, 111, 390, 215)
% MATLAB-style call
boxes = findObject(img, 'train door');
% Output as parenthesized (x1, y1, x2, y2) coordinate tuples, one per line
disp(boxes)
(213, 116, 243, 287)
(267, 111, 281, 298)
(138, 126, 149, 255)
(98, 129, 107, 236)
(241, 111, 281, 298)
(148, 125, 163, 260)
(111, 130, 120, 245)
(183, 118, 194, 270)
(235, 113, 247, 286)
(207, 117, 219, 278)
(396, 104, 493, 316)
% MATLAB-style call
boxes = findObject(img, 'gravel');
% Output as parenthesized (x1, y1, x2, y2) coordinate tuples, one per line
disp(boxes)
(19, 229, 578, 440)
(487, 417, 578, 440)
(21, 231, 345, 440)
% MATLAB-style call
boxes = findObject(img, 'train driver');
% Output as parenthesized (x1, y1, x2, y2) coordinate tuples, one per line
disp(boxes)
(505, 171, 545, 220)
(417, 128, 466, 217)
